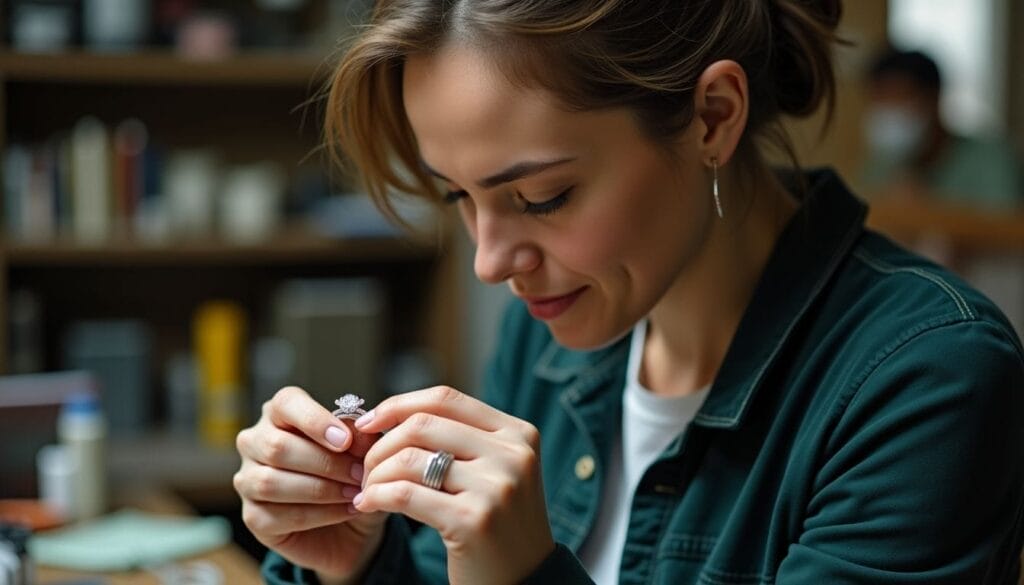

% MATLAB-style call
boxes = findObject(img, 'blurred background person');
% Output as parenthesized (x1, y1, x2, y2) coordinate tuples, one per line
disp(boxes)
(860, 47, 1023, 210)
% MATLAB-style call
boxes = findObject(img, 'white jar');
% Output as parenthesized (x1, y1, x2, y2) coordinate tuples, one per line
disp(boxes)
(57, 394, 107, 521)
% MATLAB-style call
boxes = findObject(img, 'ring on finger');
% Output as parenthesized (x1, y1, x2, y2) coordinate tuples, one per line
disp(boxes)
(422, 450, 454, 491)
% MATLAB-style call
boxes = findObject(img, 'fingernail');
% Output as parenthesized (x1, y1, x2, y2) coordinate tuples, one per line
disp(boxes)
(342, 485, 360, 499)
(353, 492, 364, 506)
(350, 463, 364, 482)
(347, 503, 359, 515)
(354, 409, 375, 429)
(325, 426, 348, 448)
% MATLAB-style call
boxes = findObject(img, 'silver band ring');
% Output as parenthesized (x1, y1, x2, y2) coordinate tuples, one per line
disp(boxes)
(332, 393, 368, 420)
(422, 450, 454, 491)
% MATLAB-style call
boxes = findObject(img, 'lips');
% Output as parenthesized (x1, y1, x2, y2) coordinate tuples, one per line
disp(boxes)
(522, 286, 587, 320)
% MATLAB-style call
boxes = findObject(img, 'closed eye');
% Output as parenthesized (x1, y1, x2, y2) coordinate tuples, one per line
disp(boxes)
(521, 188, 571, 216)
(443, 190, 468, 204)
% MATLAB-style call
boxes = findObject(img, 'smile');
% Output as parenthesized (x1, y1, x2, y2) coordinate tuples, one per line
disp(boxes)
(522, 287, 588, 320)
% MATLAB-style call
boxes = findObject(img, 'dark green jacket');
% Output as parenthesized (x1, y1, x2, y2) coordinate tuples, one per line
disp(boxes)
(264, 169, 1024, 584)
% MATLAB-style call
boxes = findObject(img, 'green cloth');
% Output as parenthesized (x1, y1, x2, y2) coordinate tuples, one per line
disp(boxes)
(264, 169, 1024, 584)
(861, 134, 1023, 209)
(28, 509, 231, 571)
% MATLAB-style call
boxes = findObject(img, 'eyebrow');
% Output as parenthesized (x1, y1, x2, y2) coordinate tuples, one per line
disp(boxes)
(422, 157, 577, 190)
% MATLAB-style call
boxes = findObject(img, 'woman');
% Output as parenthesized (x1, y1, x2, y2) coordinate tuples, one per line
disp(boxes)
(234, 1, 1024, 583)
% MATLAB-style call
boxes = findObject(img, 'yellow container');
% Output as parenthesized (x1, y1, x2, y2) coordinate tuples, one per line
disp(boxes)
(194, 301, 246, 448)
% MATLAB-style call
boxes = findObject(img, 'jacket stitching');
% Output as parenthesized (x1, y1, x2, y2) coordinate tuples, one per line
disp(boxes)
(697, 566, 774, 585)
(548, 507, 587, 538)
(852, 248, 974, 320)
(643, 497, 683, 585)
(656, 534, 718, 561)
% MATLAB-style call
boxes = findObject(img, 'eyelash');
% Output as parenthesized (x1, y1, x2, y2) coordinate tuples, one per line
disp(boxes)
(443, 188, 572, 216)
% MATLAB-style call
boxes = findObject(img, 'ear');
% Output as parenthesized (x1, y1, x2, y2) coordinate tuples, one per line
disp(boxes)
(693, 60, 749, 167)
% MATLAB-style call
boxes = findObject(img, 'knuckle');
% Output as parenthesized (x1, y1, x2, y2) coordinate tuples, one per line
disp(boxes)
(241, 503, 264, 533)
(519, 421, 541, 449)
(235, 428, 251, 454)
(317, 451, 341, 478)
(392, 482, 415, 507)
(509, 442, 538, 472)
(407, 412, 433, 436)
(252, 468, 277, 500)
(309, 478, 331, 501)
(433, 385, 464, 404)
(263, 434, 289, 465)
(232, 471, 246, 496)
(398, 447, 420, 469)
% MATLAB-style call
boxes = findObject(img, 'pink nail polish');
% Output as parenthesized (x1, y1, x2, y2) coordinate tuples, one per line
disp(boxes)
(342, 485, 360, 499)
(351, 462, 364, 482)
(325, 426, 348, 448)
(354, 409, 375, 429)
(353, 492, 364, 506)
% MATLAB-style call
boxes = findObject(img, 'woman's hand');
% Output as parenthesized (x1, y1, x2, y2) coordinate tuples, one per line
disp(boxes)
(353, 386, 555, 585)
(234, 386, 387, 581)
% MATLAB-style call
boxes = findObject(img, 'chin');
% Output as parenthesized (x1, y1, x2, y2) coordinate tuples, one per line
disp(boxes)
(546, 321, 633, 352)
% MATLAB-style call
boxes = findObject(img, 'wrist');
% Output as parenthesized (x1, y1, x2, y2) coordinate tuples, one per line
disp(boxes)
(315, 515, 389, 585)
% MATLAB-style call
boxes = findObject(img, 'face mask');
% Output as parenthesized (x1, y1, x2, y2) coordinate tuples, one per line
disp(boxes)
(864, 106, 928, 161)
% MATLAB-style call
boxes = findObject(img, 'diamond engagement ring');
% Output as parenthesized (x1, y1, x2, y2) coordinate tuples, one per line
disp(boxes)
(332, 393, 368, 420)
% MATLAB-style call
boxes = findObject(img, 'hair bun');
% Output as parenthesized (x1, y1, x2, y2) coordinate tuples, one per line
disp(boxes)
(813, 0, 843, 30)
(769, 0, 844, 118)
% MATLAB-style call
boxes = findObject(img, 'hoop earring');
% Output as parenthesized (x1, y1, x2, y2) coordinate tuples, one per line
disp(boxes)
(712, 157, 724, 219)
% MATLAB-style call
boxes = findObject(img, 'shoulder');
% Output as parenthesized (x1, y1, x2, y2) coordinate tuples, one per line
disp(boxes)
(822, 229, 1024, 433)
(841, 231, 1020, 348)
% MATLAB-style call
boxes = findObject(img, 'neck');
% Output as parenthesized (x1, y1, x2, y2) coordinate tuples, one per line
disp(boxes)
(641, 166, 798, 397)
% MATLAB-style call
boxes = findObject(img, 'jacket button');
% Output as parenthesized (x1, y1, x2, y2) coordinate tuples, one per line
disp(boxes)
(575, 455, 596, 480)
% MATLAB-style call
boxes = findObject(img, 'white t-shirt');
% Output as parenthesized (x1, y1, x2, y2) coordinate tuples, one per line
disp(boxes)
(577, 319, 710, 584)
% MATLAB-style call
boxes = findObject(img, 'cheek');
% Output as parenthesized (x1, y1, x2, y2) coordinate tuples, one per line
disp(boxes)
(555, 165, 695, 278)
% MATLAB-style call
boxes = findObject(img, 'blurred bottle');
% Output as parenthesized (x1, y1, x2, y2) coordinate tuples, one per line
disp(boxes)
(194, 301, 246, 448)
(58, 393, 107, 521)
(0, 522, 32, 585)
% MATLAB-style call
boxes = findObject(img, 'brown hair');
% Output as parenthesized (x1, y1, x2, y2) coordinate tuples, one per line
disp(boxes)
(323, 0, 844, 221)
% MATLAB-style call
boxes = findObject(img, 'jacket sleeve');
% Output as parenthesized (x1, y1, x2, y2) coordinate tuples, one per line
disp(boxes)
(776, 320, 1024, 584)
(261, 515, 444, 584)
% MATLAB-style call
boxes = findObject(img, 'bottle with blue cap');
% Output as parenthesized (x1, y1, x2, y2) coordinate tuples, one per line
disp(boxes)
(58, 392, 107, 520)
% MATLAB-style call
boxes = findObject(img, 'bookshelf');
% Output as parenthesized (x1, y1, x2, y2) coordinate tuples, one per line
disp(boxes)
(0, 50, 328, 86)
(0, 42, 461, 491)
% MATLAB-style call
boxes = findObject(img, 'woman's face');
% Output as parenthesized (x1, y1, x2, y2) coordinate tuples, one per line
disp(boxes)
(403, 45, 715, 349)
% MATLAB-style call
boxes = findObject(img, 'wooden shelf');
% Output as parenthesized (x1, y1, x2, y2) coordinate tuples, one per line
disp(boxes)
(1, 227, 441, 267)
(867, 198, 1024, 252)
(0, 49, 332, 86)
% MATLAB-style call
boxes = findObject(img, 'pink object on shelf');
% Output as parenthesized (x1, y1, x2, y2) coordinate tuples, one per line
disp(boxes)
(175, 12, 237, 60)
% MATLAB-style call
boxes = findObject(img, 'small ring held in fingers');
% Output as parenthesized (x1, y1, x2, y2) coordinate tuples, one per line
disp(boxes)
(332, 393, 368, 420)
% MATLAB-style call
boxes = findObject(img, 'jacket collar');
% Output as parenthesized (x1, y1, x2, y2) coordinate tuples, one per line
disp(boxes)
(533, 168, 866, 429)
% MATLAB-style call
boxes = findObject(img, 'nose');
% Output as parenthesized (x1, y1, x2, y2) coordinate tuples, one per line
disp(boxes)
(472, 213, 541, 285)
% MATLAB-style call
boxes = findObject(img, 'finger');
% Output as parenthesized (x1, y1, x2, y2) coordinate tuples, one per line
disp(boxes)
(234, 462, 358, 504)
(362, 412, 497, 475)
(241, 500, 359, 537)
(353, 480, 456, 533)
(237, 426, 363, 485)
(348, 426, 380, 459)
(362, 447, 472, 494)
(265, 386, 354, 453)
(354, 386, 511, 435)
